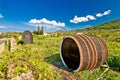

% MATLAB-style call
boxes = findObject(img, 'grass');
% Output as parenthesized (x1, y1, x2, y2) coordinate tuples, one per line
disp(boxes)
(0, 28, 120, 80)
(0, 35, 62, 80)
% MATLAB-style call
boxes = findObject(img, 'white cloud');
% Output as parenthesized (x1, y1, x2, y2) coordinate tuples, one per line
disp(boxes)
(27, 18, 65, 31)
(0, 14, 4, 18)
(86, 15, 96, 20)
(96, 10, 111, 17)
(70, 16, 88, 23)
(70, 15, 96, 24)
(103, 10, 111, 15)
(96, 13, 103, 17)
(29, 18, 65, 27)
(0, 26, 6, 29)
(25, 22, 63, 31)
(70, 10, 111, 24)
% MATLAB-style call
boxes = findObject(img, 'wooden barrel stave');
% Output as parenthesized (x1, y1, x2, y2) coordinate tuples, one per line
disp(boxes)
(60, 34, 108, 71)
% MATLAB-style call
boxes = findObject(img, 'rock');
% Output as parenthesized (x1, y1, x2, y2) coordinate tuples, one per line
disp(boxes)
(11, 70, 34, 80)
(22, 30, 33, 44)
(10, 37, 17, 52)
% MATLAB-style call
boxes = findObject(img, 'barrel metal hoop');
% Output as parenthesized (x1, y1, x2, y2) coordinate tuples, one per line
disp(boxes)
(79, 34, 92, 69)
(60, 36, 83, 72)
(96, 37, 108, 64)
(96, 38, 104, 65)
(77, 35, 90, 70)
(83, 35, 97, 70)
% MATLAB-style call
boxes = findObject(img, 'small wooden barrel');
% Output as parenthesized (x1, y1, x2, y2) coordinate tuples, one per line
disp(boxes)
(60, 34, 108, 72)
(22, 30, 33, 44)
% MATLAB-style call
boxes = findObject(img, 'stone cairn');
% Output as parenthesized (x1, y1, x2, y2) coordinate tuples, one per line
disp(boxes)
(22, 30, 33, 44)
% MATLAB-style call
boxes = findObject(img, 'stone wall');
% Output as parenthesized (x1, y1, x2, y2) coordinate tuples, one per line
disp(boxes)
(0, 42, 5, 54)
(10, 37, 17, 52)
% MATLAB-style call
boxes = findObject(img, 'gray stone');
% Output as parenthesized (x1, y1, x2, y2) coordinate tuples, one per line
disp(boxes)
(22, 30, 33, 44)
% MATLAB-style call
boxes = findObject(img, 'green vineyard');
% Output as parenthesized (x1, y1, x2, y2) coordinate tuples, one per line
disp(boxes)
(0, 19, 120, 80)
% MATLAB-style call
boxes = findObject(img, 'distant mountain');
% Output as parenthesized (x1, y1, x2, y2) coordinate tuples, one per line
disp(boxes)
(88, 19, 120, 30)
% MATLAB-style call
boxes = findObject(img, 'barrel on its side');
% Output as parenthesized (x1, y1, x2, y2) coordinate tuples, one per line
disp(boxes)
(22, 30, 33, 44)
(60, 34, 108, 72)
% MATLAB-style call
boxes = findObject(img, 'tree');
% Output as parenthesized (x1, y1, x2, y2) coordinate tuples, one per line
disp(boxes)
(33, 26, 44, 35)
(38, 26, 40, 35)
(41, 26, 44, 35)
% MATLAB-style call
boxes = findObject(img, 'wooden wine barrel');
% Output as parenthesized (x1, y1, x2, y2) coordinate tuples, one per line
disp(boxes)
(22, 30, 33, 44)
(60, 34, 108, 72)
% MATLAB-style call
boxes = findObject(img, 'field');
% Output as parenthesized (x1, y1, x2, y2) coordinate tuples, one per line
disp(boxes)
(0, 19, 120, 80)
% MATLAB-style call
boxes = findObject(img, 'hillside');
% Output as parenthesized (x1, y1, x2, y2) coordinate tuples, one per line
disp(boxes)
(56, 19, 120, 39)
(86, 19, 120, 30)
(0, 19, 120, 80)
(70, 19, 120, 43)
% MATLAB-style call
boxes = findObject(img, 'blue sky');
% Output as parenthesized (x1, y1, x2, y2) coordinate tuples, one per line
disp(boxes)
(0, 0, 120, 32)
